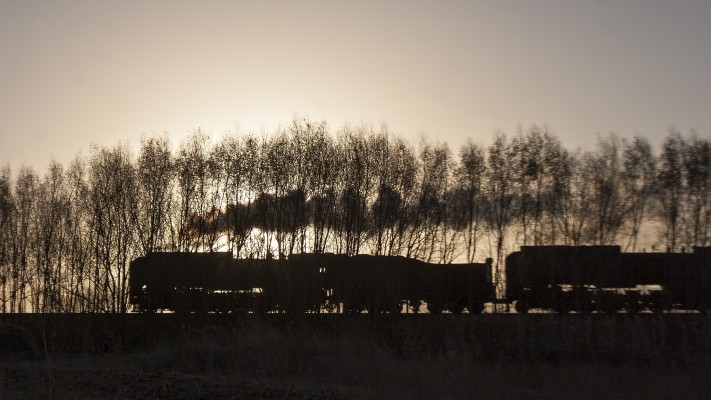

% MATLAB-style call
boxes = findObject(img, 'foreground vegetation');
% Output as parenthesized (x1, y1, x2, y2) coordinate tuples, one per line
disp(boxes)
(0, 314, 709, 399)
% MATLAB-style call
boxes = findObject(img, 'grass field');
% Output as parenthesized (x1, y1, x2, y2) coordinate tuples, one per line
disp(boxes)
(0, 314, 709, 399)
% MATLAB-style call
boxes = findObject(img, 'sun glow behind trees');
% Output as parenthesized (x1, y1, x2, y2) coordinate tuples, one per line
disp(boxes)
(0, 117, 710, 313)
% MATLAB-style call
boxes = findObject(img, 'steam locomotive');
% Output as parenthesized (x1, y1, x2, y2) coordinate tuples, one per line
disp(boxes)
(128, 246, 711, 314)
(129, 252, 494, 314)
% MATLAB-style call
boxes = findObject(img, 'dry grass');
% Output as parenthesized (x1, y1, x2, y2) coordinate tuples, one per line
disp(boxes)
(0, 314, 709, 399)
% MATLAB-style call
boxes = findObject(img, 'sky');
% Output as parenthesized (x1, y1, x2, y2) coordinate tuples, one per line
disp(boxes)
(1, 0, 711, 170)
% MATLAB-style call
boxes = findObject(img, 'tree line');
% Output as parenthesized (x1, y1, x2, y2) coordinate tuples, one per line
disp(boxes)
(0, 117, 709, 312)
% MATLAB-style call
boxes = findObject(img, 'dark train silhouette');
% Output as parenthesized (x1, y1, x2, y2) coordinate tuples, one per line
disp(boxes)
(507, 246, 711, 313)
(129, 252, 494, 314)
(129, 246, 711, 314)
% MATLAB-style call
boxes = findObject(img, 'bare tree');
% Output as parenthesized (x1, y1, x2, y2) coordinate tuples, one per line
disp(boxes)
(284, 117, 327, 255)
(510, 126, 564, 246)
(304, 123, 339, 254)
(537, 132, 568, 245)
(657, 130, 686, 252)
(681, 133, 711, 249)
(11, 166, 38, 312)
(63, 156, 91, 312)
(134, 135, 174, 255)
(0, 167, 13, 312)
(335, 125, 376, 256)
(261, 130, 293, 258)
(454, 140, 486, 263)
(87, 144, 136, 313)
(554, 150, 590, 245)
(621, 136, 656, 251)
(368, 129, 416, 257)
(174, 131, 211, 252)
(486, 133, 517, 298)
(587, 133, 628, 245)
(32, 161, 69, 312)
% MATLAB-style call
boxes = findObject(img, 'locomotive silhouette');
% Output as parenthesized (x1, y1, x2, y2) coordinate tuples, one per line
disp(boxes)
(129, 252, 494, 314)
(129, 246, 711, 313)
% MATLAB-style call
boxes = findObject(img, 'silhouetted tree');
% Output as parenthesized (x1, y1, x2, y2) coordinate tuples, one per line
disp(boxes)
(621, 136, 656, 251)
(511, 126, 565, 246)
(587, 134, 627, 245)
(554, 150, 590, 245)
(538, 132, 568, 245)
(235, 134, 262, 257)
(336, 126, 375, 255)
(657, 130, 686, 252)
(0, 167, 13, 312)
(261, 130, 295, 257)
(454, 140, 486, 263)
(486, 133, 516, 297)
(175, 131, 211, 252)
(134, 135, 173, 255)
(682, 133, 711, 248)
(304, 124, 340, 254)
(87, 144, 136, 312)
(63, 156, 91, 312)
(33, 161, 68, 312)
(285, 118, 325, 254)
(11, 166, 38, 312)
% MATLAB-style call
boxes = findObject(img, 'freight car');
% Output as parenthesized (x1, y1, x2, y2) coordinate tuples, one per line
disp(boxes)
(506, 246, 711, 313)
(128, 252, 494, 314)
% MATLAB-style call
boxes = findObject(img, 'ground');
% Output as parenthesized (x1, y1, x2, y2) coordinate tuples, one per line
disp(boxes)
(0, 314, 708, 399)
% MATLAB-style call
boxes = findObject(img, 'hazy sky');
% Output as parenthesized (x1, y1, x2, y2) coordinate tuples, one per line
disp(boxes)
(1, 0, 710, 170)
